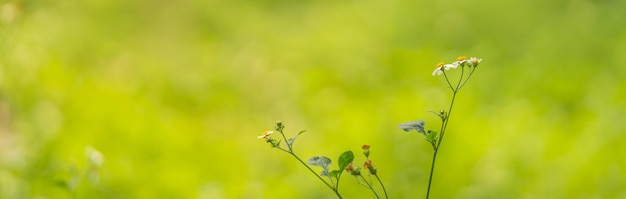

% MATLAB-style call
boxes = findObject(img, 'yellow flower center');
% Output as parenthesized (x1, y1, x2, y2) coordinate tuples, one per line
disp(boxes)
(456, 56, 467, 61)
(436, 62, 444, 68)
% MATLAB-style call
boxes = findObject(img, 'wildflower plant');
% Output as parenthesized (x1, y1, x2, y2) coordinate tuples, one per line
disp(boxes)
(399, 56, 482, 198)
(347, 144, 389, 199)
(259, 121, 388, 198)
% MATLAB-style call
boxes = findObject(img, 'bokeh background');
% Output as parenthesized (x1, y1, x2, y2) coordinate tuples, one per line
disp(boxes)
(1, 0, 626, 198)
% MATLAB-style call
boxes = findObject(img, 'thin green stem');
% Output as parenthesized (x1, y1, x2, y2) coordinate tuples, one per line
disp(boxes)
(459, 68, 476, 89)
(335, 173, 342, 194)
(353, 175, 370, 188)
(278, 129, 292, 152)
(442, 71, 455, 92)
(425, 60, 478, 198)
(275, 146, 290, 153)
(426, 75, 461, 199)
(456, 66, 465, 90)
(374, 174, 389, 199)
(287, 152, 343, 199)
(425, 149, 437, 199)
(359, 174, 381, 199)
(276, 128, 343, 198)
(438, 91, 459, 149)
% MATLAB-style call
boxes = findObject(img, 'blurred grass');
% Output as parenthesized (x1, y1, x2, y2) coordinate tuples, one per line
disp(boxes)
(1, 0, 626, 198)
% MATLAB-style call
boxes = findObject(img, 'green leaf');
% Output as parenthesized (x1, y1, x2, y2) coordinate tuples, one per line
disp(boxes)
(338, 151, 354, 171)
(307, 156, 332, 171)
(329, 170, 340, 178)
(286, 130, 306, 147)
(320, 170, 330, 177)
(273, 139, 282, 148)
(426, 130, 438, 143)
(398, 120, 426, 134)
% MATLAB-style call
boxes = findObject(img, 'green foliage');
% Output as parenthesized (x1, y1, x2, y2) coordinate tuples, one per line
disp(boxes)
(286, 130, 306, 147)
(425, 130, 438, 145)
(307, 156, 332, 168)
(337, 151, 354, 172)
(333, 150, 354, 185)
(329, 170, 341, 179)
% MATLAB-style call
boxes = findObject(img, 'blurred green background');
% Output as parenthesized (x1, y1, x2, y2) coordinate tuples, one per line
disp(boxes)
(1, 0, 625, 198)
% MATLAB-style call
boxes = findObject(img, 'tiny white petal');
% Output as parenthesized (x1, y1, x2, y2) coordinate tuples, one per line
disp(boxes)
(469, 57, 482, 63)
(432, 67, 443, 76)
(444, 63, 458, 70)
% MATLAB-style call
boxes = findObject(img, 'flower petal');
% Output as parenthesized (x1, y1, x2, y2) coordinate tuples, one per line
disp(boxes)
(444, 63, 458, 70)
(432, 67, 443, 76)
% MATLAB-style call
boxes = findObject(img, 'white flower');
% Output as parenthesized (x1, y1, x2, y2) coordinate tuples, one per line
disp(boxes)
(432, 56, 475, 76)
(432, 62, 446, 76)
(468, 57, 482, 67)
(453, 56, 467, 66)
(432, 62, 458, 76)
(257, 130, 274, 139)
(445, 56, 468, 69)
(445, 63, 459, 69)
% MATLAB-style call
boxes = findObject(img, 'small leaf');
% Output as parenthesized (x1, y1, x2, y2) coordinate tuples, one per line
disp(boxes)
(399, 120, 426, 134)
(307, 156, 332, 171)
(338, 151, 354, 171)
(329, 170, 340, 178)
(272, 139, 282, 148)
(286, 130, 307, 147)
(426, 130, 438, 143)
(320, 170, 330, 177)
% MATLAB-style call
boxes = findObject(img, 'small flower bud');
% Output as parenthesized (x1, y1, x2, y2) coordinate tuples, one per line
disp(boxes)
(345, 162, 361, 176)
(268, 138, 280, 147)
(467, 57, 482, 68)
(275, 121, 283, 131)
(439, 110, 447, 120)
(362, 144, 370, 158)
(364, 160, 377, 175)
